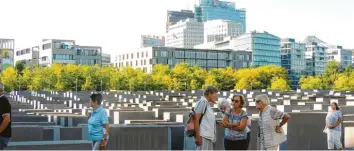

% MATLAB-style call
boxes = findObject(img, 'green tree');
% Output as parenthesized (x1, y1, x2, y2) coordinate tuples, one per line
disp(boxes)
(1, 67, 18, 91)
(20, 67, 32, 90)
(323, 61, 341, 89)
(299, 75, 324, 90)
(15, 61, 25, 75)
(269, 77, 290, 91)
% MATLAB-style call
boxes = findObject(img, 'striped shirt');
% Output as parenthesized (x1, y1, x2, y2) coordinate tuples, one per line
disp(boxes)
(258, 105, 287, 149)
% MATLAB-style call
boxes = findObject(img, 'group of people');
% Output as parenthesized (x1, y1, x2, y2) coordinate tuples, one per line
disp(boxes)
(184, 86, 344, 150)
(0, 83, 345, 151)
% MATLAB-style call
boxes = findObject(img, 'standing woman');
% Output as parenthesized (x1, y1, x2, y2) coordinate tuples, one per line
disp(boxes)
(326, 102, 343, 150)
(88, 93, 110, 150)
(222, 94, 249, 150)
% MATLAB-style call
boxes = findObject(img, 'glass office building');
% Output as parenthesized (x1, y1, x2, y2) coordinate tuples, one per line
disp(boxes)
(303, 36, 329, 76)
(166, 10, 194, 32)
(281, 38, 306, 89)
(115, 47, 251, 72)
(195, 0, 246, 32)
(233, 31, 281, 67)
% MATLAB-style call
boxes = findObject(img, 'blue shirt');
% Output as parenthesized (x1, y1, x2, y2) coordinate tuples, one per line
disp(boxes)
(326, 110, 342, 131)
(224, 109, 248, 141)
(88, 106, 109, 141)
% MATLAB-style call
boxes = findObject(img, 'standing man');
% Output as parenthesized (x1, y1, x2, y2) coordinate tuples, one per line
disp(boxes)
(194, 86, 219, 150)
(0, 83, 11, 150)
(255, 94, 290, 150)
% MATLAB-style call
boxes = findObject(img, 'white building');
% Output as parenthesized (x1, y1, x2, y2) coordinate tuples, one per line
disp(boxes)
(15, 46, 40, 69)
(203, 19, 244, 43)
(194, 36, 238, 50)
(165, 19, 204, 48)
(0, 39, 15, 72)
(326, 45, 352, 68)
(16, 39, 103, 67)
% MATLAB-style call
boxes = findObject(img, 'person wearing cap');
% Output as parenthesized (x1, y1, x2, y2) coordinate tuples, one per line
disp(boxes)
(194, 86, 219, 150)
(325, 102, 343, 150)
(254, 94, 290, 150)
(0, 83, 11, 150)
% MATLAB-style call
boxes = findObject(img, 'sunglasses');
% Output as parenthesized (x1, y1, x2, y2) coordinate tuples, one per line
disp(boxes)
(231, 99, 240, 102)
(254, 99, 261, 103)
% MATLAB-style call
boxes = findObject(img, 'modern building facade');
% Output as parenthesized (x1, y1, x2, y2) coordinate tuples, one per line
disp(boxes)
(0, 39, 15, 72)
(233, 31, 281, 67)
(281, 38, 306, 89)
(15, 46, 40, 69)
(16, 39, 103, 67)
(352, 49, 354, 66)
(326, 45, 352, 68)
(140, 35, 165, 48)
(303, 36, 328, 76)
(166, 10, 195, 32)
(203, 19, 244, 43)
(166, 19, 204, 48)
(195, 0, 246, 32)
(115, 47, 251, 73)
(102, 53, 111, 66)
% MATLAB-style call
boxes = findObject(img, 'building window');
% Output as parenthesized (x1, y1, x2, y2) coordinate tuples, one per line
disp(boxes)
(42, 43, 51, 50)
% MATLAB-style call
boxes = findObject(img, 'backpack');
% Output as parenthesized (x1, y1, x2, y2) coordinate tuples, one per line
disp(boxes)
(185, 101, 208, 137)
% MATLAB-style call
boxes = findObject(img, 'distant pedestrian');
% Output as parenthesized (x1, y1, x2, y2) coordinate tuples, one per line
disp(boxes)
(88, 93, 110, 150)
(194, 86, 219, 150)
(255, 94, 290, 150)
(325, 102, 343, 150)
(0, 83, 11, 150)
(220, 94, 249, 150)
(218, 98, 230, 114)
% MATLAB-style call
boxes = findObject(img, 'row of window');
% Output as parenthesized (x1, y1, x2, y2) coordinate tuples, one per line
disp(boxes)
(53, 54, 74, 60)
(119, 51, 149, 61)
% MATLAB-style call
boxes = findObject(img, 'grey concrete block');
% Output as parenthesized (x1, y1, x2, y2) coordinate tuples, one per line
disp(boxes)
(7, 140, 92, 150)
(12, 126, 43, 142)
(287, 112, 330, 150)
(107, 125, 169, 150)
(60, 127, 82, 140)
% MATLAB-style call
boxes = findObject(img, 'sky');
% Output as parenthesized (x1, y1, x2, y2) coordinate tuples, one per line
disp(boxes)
(1, 0, 354, 57)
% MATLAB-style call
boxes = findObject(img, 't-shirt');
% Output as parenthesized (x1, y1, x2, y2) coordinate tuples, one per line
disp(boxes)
(88, 105, 109, 141)
(0, 94, 11, 137)
(194, 97, 216, 142)
(326, 110, 343, 131)
(224, 109, 248, 141)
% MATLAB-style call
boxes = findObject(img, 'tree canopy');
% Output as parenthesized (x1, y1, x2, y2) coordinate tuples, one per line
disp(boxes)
(0, 62, 294, 91)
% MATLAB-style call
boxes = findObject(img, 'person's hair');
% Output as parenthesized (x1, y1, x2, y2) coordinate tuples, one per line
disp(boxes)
(90, 93, 103, 105)
(203, 86, 219, 96)
(218, 98, 230, 111)
(232, 94, 246, 108)
(331, 102, 340, 110)
(254, 94, 270, 105)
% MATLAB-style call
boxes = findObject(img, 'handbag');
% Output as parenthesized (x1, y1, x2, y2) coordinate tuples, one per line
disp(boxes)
(323, 126, 328, 134)
(185, 102, 207, 137)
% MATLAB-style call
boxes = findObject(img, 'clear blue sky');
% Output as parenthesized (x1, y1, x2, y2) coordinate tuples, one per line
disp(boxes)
(1, 0, 353, 56)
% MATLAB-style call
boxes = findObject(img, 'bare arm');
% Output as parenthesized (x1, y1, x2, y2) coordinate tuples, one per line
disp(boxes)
(0, 114, 10, 133)
(278, 114, 290, 127)
(194, 113, 202, 138)
(330, 117, 342, 129)
(231, 118, 247, 131)
(222, 114, 233, 128)
(103, 124, 110, 140)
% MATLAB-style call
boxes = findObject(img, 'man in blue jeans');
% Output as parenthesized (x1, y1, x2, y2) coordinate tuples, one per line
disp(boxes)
(0, 83, 11, 150)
